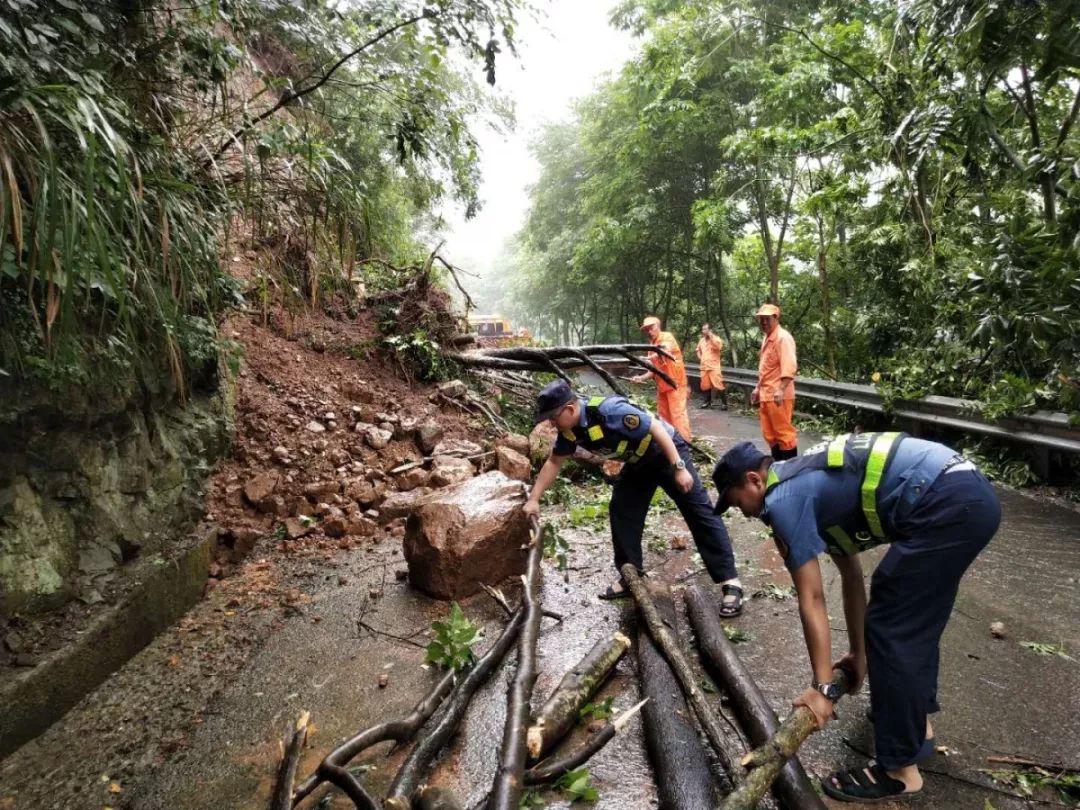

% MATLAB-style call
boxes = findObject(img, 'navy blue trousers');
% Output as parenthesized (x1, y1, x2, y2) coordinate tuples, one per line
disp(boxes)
(866, 468, 1001, 769)
(608, 437, 738, 582)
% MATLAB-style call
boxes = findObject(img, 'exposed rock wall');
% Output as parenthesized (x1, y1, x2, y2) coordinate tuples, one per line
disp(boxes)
(0, 381, 232, 616)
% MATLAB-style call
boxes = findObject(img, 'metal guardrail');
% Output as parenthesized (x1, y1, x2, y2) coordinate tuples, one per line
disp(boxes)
(582, 356, 1080, 457)
(696, 365, 1080, 456)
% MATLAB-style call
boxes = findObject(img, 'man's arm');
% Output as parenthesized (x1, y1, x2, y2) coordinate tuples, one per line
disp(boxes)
(791, 557, 837, 729)
(648, 421, 693, 493)
(832, 553, 868, 687)
(523, 455, 569, 517)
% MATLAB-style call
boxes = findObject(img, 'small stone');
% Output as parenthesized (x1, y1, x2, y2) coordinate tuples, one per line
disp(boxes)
(338, 576, 349, 586)
(323, 517, 347, 538)
(284, 518, 314, 541)
(397, 467, 431, 492)
(437, 380, 467, 399)
(378, 673, 389, 689)
(3, 631, 26, 654)
(395, 568, 409, 581)
(305, 421, 326, 434)
(415, 421, 444, 455)
(990, 621, 1006, 639)
(369, 588, 383, 599)
(243, 473, 279, 506)
(272, 446, 290, 461)
(671, 534, 689, 550)
(312, 439, 328, 452)
(324, 412, 336, 421)
(364, 427, 393, 450)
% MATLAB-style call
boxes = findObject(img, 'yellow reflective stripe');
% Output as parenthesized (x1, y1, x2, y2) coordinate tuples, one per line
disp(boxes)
(615, 440, 628, 457)
(827, 434, 850, 467)
(825, 525, 860, 556)
(861, 432, 901, 537)
(766, 467, 779, 489)
(587, 396, 605, 407)
(628, 432, 653, 463)
(561, 429, 576, 441)
(587, 425, 604, 441)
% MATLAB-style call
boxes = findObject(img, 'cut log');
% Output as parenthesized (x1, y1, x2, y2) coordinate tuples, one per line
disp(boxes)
(384, 609, 525, 810)
(526, 631, 631, 760)
(620, 564, 743, 787)
(684, 585, 825, 810)
(719, 670, 853, 810)
(291, 672, 456, 806)
(489, 519, 545, 810)
(524, 698, 647, 785)
(272, 711, 310, 810)
(416, 785, 466, 810)
(637, 591, 718, 810)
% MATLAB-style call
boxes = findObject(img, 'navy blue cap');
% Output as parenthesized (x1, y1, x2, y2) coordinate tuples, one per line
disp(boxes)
(712, 441, 769, 512)
(534, 379, 576, 423)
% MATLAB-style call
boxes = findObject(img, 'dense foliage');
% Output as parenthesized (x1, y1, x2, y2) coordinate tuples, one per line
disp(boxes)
(0, 0, 525, 395)
(510, 0, 1080, 418)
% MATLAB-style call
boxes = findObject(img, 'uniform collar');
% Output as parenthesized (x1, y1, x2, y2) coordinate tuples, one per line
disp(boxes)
(577, 397, 589, 428)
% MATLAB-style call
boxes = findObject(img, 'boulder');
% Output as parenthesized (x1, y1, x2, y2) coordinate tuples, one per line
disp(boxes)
(496, 433, 531, 457)
(430, 456, 475, 488)
(415, 421, 444, 455)
(528, 422, 558, 463)
(495, 446, 531, 482)
(403, 472, 530, 600)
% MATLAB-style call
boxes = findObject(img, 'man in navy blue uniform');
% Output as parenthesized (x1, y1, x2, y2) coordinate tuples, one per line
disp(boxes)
(523, 380, 744, 616)
(712, 434, 1001, 802)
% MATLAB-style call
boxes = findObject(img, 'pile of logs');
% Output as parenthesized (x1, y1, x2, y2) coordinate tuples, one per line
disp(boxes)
(274, 524, 852, 810)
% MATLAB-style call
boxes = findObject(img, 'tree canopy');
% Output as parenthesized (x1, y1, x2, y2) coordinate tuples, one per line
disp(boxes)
(510, 0, 1080, 417)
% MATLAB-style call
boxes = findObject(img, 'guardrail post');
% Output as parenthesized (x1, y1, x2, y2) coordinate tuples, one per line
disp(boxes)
(1032, 447, 1050, 482)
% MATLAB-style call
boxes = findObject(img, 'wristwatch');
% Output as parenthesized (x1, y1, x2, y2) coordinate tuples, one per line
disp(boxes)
(812, 680, 843, 702)
(671, 458, 687, 473)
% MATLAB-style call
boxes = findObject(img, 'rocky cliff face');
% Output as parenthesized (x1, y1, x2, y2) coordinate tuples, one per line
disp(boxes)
(0, 380, 232, 616)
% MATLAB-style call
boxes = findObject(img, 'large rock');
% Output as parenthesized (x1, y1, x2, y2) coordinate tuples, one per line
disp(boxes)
(378, 488, 434, 523)
(403, 472, 529, 600)
(528, 422, 558, 464)
(495, 446, 531, 482)
(496, 433, 531, 457)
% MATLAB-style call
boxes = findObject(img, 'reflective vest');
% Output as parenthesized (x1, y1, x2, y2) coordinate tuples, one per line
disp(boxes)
(765, 432, 907, 556)
(560, 396, 657, 464)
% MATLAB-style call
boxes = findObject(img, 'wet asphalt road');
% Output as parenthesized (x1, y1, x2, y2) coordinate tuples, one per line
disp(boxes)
(2, 401, 1078, 810)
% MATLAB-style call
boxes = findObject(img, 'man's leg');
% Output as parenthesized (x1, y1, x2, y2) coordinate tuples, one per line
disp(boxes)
(669, 386, 693, 440)
(656, 441, 741, 611)
(775, 398, 798, 457)
(700, 375, 712, 407)
(657, 390, 674, 426)
(864, 472, 1000, 783)
(608, 470, 657, 588)
(718, 386, 728, 411)
(759, 400, 777, 452)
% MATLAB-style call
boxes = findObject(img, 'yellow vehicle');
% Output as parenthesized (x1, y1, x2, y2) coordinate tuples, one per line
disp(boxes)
(468, 315, 532, 346)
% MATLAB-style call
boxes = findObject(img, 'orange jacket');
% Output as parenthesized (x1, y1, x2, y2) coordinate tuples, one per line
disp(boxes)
(756, 325, 797, 401)
(695, 334, 724, 369)
(649, 331, 688, 393)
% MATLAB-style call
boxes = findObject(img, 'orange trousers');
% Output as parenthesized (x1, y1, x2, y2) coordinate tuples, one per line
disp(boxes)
(759, 398, 797, 451)
(658, 387, 692, 440)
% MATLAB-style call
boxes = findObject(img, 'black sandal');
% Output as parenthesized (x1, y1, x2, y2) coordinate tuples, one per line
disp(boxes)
(719, 584, 744, 617)
(598, 580, 631, 600)
(822, 762, 918, 803)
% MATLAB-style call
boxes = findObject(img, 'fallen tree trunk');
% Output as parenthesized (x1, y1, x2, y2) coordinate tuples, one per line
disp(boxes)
(291, 672, 457, 807)
(620, 565, 743, 787)
(684, 586, 825, 810)
(384, 610, 526, 810)
(524, 698, 647, 785)
(526, 631, 631, 760)
(637, 591, 718, 809)
(719, 670, 853, 810)
(272, 711, 310, 810)
(489, 519, 545, 810)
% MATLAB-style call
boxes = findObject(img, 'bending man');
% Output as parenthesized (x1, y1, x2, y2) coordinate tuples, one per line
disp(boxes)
(712, 434, 1000, 802)
(524, 380, 744, 617)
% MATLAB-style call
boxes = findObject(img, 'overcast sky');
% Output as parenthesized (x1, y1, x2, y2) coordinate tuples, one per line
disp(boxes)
(436, 1, 636, 293)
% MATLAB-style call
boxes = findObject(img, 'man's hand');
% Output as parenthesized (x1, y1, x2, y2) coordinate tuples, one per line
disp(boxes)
(523, 498, 540, 519)
(674, 468, 693, 494)
(794, 687, 835, 730)
(750, 388, 760, 405)
(772, 388, 783, 405)
(833, 651, 867, 691)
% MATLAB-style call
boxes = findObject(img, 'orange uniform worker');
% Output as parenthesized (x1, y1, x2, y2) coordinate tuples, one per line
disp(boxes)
(630, 316, 693, 440)
(751, 303, 798, 459)
(695, 324, 728, 411)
